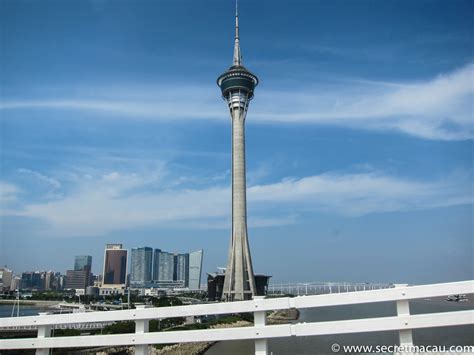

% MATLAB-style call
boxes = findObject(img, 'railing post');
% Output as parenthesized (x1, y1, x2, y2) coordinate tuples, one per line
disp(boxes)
(35, 313, 51, 355)
(253, 296, 268, 355)
(134, 305, 149, 355)
(394, 284, 413, 347)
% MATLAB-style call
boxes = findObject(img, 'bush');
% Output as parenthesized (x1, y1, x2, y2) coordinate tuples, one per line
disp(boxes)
(53, 329, 81, 337)
(149, 296, 183, 308)
(102, 321, 135, 334)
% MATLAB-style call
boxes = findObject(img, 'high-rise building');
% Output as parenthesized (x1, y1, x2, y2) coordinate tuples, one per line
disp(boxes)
(151, 248, 204, 289)
(58, 274, 66, 290)
(65, 270, 89, 290)
(130, 247, 153, 288)
(10, 276, 21, 291)
(188, 250, 203, 290)
(51, 272, 61, 290)
(21, 271, 44, 290)
(21, 272, 32, 289)
(152, 249, 161, 282)
(74, 255, 92, 271)
(66, 255, 92, 290)
(217, 2, 258, 301)
(174, 253, 189, 286)
(102, 244, 127, 287)
(154, 250, 174, 282)
(44, 271, 54, 291)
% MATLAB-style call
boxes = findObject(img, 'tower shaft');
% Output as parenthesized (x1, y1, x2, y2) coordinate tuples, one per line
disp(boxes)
(222, 92, 256, 301)
(217, 1, 259, 302)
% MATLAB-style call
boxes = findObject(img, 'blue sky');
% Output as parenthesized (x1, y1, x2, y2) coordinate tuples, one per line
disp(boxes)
(0, 0, 472, 284)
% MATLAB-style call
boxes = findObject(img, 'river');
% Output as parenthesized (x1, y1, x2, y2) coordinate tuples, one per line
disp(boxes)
(0, 304, 46, 318)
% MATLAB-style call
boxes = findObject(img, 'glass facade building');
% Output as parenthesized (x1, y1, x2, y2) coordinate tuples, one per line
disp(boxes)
(21, 272, 43, 290)
(127, 248, 204, 289)
(66, 255, 93, 289)
(74, 255, 92, 271)
(188, 250, 203, 290)
(130, 247, 153, 287)
(174, 253, 189, 286)
(102, 244, 127, 286)
(155, 250, 175, 282)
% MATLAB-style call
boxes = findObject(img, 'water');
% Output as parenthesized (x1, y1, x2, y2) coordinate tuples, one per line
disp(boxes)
(0, 304, 44, 318)
(206, 298, 474, 355)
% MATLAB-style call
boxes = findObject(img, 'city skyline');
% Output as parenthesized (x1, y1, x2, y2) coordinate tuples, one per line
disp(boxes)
(0, 0, 472, 284)
(0, 245, 204, 293)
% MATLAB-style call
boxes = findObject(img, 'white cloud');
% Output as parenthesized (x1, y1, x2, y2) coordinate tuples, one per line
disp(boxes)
(182, 215, 298, 230)
(248, 172, 472, 216)
(0, 92, 223, 120)
(253, 63, 474, 140)
(0, 182, 20, 204)
(0, 64, 472, 140)
(1, 168, 471, 237)
(102, 172, 121, 182)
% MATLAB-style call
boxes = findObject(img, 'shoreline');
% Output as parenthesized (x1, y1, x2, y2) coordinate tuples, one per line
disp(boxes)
(267, 308, 300, 324)
(149, 311, 302, 355)
(202, 308, 300, 355)
(0, 299, 60, 306)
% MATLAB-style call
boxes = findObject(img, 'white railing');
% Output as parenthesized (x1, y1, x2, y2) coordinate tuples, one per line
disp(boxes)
(267, 281, 392, 295)
(0, 281, 472, 355)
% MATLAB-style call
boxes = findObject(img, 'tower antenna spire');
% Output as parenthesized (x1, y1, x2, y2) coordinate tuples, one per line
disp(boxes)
(233, 0, 242, 66)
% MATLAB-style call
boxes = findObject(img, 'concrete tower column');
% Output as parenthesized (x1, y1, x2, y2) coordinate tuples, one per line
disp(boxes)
(221, 92, 257, 301)
(217, 2, 259, 301)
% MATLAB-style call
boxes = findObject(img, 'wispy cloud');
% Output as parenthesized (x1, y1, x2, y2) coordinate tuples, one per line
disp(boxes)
(0, 182, 20, 204)
(254, 63, 473, 140)
(248, 171, 472, 216)
(0, 86, 223, 120)
(1, 166, 471, 237)
(18, 168, 61, 189)
(1, 63, 472, 140)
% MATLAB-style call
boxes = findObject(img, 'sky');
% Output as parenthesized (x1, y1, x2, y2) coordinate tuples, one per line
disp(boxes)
(0, 0, 472, 284)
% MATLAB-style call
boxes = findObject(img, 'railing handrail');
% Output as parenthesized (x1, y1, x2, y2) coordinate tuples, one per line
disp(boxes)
(268, 281, 392, 286)
(0, 280, 472, 328)
(0, 310, 472, 350)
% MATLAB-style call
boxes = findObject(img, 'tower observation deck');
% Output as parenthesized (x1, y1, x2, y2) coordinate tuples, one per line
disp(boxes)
(217, 1, 259, 302)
